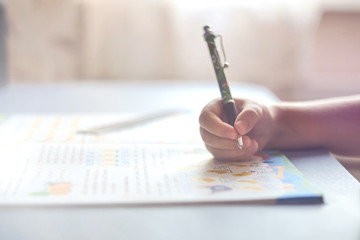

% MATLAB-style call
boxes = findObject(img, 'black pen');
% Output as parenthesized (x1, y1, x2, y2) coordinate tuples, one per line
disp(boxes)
(203, 26, 243, 149)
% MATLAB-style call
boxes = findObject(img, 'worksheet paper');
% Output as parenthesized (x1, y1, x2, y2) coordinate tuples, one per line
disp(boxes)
(0, 114, 322, 205)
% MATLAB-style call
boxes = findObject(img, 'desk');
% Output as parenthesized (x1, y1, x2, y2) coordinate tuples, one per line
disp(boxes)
(0, 81, 359, 240)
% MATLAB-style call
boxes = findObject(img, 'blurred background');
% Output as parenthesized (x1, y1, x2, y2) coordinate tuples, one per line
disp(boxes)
(0, 0, 360, 101)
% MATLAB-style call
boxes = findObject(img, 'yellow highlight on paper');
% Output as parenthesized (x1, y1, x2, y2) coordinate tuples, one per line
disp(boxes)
(233, 172, 252, 176)
(195, 178, 216, 182)
(48, 182, 72, 196)
(207, 170, 227, 174)
(237, 180, 258, 184)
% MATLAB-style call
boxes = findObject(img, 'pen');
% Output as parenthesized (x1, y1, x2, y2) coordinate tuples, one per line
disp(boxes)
(203, 25, 243, 150)
(77, 110, 180, 135)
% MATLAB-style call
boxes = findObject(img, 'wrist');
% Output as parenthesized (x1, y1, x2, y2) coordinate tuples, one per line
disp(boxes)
(265, 103, 283, 149)
(267, 102, 325, 150)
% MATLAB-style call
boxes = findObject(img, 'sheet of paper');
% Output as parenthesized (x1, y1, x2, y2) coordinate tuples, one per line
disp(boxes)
(0, 113, 322, 205)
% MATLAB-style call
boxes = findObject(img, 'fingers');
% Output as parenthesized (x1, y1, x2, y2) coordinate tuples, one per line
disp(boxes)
(234, 100, 262, 136)
(199, 127, 238, 149)
(200, 126, 259, 160)
(199, 98, 263, 161)
(199, 99, 238, 140)
(205, 137, 259, 161)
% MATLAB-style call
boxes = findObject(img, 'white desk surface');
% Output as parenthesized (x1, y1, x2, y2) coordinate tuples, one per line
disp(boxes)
(0, 81, 359, 240)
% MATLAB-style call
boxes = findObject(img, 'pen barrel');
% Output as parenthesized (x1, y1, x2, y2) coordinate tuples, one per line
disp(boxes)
(204, 30, 233, 103)
(223, 100, 237, 126)
(204, 26, 237, 126)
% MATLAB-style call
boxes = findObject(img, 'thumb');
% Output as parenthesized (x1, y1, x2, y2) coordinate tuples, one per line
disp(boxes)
(234, 102, 262, 135)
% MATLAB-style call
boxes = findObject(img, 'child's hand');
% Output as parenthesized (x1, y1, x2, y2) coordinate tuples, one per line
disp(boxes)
(199, 98, 275, 160)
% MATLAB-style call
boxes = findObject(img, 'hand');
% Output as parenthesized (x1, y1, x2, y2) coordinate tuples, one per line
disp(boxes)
(199, 98, 275, 160)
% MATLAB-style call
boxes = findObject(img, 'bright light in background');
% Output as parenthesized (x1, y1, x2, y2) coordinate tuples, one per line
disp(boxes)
(5, 0, 319, 84)
(4, 0, 360, 100)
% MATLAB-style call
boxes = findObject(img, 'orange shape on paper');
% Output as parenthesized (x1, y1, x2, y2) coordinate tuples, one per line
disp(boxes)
(207, 170, 227, 174)
(237, 180, 258, 184)
(233, 172, 252, 176)
(48, 182, 72, 196)
(195, 178, 216, 182)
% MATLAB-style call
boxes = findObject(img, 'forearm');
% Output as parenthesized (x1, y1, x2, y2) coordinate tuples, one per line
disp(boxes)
(267, 95, 360, 156)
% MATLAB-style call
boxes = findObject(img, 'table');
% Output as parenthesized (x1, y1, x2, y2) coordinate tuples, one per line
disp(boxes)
(0, 81, 358, 240)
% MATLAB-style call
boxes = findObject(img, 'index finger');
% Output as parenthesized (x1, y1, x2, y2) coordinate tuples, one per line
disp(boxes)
(199, 99, 238, 140)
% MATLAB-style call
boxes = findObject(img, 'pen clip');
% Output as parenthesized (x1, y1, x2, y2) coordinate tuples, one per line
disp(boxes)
(216, 35, 229, 69)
